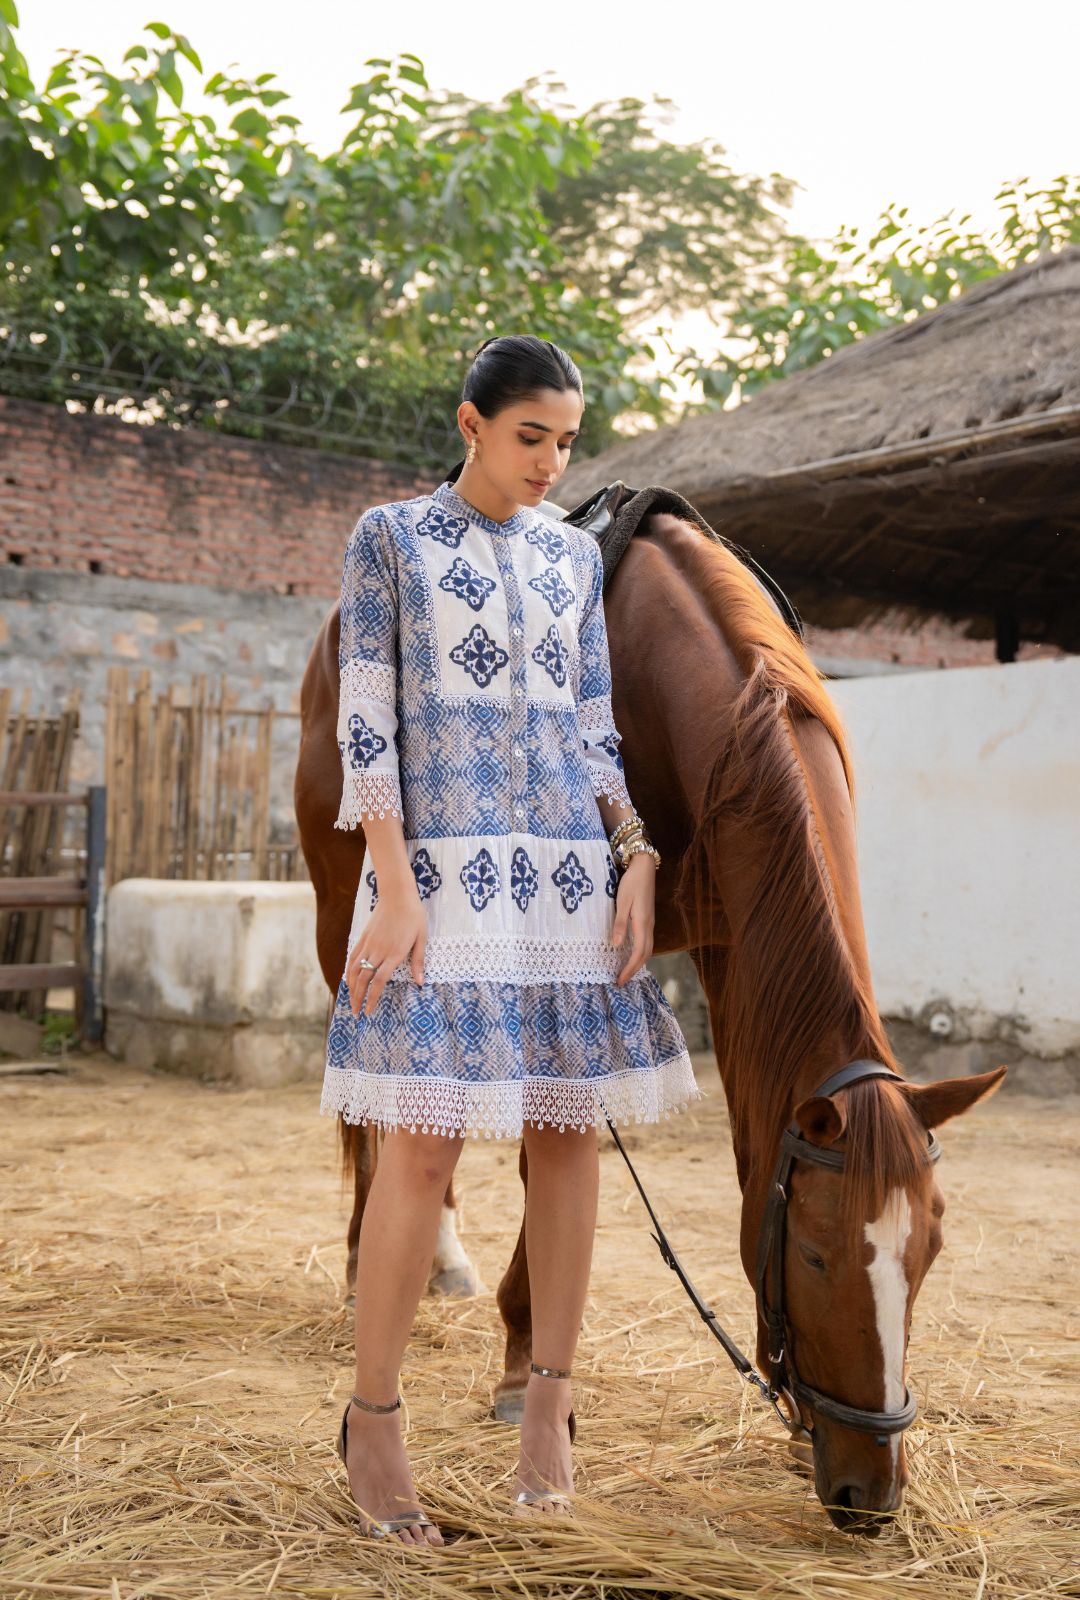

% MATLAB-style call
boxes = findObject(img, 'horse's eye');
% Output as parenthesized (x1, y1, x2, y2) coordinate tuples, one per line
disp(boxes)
(799, 1245, 826, 1273)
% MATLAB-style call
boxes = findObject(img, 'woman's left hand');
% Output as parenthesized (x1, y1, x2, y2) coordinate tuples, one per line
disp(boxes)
(611, 853, 656, 985)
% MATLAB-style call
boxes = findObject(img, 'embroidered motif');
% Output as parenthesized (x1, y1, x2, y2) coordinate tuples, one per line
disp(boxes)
(605, 855, 618, 899)
(528, 566, 576, 616)
(450, 623, 510, 688)
(366, 869, 378, 911)
(416, 505, 470, 547)
(412, 847, 442, 900)
(460, 846, 501, 910)
(510, 846, 539, 912)
(598, 732, 624, 769)
(334, 768, 404, 829)
(438, 556, 497, 612)
(532, 624, 571, 687)
(525, 520, 571, 563)
(346, 712, 388, 771)
(551, 849, 594, 913)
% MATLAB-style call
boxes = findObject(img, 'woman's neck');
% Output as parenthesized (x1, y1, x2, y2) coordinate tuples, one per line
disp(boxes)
(452, 467, 521, 525)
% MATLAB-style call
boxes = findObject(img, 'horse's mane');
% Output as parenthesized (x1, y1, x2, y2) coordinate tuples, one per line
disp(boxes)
(672, 538, 925, 1214)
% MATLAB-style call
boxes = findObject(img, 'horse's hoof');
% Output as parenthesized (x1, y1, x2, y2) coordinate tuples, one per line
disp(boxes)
(492, 1388, 527, 1424)
(427, 1265, 485, 1298)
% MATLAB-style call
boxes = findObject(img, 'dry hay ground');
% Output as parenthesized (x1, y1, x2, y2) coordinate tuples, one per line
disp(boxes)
(1, 1051, 1077, 1600)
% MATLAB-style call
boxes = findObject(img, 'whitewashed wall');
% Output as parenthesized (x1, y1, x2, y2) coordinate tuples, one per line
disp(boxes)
(830, 658, 1079, 1057)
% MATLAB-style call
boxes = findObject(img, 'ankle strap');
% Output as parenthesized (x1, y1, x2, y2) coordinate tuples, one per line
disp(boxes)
(530, 1362, 572, 1380)
(350, 1391, 401, 1413)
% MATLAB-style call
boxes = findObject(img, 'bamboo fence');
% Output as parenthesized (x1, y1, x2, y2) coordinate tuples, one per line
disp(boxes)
(0, 686, 83, 1017)
(104, 668, 308, 888)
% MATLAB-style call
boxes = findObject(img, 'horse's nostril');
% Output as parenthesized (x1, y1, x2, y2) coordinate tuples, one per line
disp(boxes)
(825, 1485, 897, 1537)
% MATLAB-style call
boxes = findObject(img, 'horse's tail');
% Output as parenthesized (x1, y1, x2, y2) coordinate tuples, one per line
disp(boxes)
(674, 549, 897, 1167)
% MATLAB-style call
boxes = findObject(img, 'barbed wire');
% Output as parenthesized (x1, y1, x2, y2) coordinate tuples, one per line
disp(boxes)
(0, 318, 462, 471)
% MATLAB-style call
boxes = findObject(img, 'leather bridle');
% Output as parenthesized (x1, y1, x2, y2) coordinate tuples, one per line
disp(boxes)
(606, 1059, 942, 1447)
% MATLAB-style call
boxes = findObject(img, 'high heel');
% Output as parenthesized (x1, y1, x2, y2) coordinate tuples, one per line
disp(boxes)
(336, 1392, 439, 1541)
(513, 1362, 576, 1512)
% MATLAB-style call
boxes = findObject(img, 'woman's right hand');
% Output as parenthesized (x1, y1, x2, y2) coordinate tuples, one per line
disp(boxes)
(346, 882, 427, 1016)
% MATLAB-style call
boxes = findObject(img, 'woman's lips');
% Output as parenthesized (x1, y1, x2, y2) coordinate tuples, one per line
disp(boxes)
(526, 479, 550, 493)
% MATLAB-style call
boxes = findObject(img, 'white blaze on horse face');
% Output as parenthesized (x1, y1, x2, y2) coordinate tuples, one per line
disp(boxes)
(864, 1188, 912, 1470)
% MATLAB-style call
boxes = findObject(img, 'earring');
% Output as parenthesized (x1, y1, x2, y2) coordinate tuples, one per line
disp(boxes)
(466, 436, 478, 465)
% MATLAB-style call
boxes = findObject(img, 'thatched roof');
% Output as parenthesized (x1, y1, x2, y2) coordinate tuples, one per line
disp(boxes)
(560, 244, 1080, 653)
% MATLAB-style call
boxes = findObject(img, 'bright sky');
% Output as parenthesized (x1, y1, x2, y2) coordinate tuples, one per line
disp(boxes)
(16, 0, 1078, 378)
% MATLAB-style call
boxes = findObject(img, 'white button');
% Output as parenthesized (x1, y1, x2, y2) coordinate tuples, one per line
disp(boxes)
(512, 625, 523, 638)
(514, 805, 525, 818)
(513, 744, 523, 756)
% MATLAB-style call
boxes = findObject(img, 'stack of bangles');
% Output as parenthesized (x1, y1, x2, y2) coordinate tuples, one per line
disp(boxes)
(608, 812, 661, 872)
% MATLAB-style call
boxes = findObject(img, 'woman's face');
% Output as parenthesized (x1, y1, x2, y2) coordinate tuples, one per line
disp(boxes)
(461, 387, 584, 509)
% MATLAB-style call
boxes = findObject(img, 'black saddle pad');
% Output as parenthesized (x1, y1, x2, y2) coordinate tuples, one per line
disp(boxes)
(559, 481, 804, 642)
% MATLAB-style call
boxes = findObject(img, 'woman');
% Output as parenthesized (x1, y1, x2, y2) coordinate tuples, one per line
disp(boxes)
(321, 335, 699, 1545)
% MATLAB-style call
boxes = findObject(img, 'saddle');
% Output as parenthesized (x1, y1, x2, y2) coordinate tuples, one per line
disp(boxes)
(543, 481, 804, 642)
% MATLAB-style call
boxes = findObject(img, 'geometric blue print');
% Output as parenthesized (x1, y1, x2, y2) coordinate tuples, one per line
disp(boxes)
(551, 849, 594, 913)
(460, 846, 500, 910)
(598, 732, 624, 769)
(528, 566, 575, 616)
(416, 505, 469, 547)
(412, 847, 443, 900)
(450, 623, 510, 688)
(510, 845, 539, 912)
(532, 623, 571, 688)
(524, 519, 571, 563)
(365, 868, 378, 911)
(604, 855, 619, 899)
(438, 556, 497, 612)
(347, 712, 388, 770)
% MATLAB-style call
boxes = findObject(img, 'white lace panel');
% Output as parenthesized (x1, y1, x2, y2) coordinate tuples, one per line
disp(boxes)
(321, 1051, 703, 1139)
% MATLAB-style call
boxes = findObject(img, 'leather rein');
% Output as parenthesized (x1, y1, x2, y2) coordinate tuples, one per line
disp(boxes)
(605, 1060, 942, 1446)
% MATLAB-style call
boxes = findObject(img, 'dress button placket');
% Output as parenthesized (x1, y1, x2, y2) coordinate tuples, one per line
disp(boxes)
(493, 530, 529, 831)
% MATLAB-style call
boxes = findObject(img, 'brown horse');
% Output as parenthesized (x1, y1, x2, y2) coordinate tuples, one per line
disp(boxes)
(295, 505, 1005, 1532)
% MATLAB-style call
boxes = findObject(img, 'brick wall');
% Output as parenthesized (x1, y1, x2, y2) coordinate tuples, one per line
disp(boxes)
(0, 394, 1060, 670)
(0, 396, 436, 597)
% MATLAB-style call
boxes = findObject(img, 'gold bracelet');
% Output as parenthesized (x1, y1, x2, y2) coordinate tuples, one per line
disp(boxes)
(609, 814, 646, 848)
(612, 828, 646, 866)
(620, 839, 661, 870)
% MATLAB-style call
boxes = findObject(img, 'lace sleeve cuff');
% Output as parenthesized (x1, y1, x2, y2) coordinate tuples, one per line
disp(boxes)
(334, 768, 405, 830)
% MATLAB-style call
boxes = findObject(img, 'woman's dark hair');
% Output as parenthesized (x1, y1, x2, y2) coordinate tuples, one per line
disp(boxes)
(446, 335, 582, 484)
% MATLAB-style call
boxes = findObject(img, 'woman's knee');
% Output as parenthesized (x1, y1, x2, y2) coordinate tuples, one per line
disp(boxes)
(381, 1127, 464, 1187)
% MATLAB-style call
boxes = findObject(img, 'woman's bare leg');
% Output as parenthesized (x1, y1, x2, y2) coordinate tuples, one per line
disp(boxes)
(343, 1126, 464, 1546)
(512, 1122, 599, 1507)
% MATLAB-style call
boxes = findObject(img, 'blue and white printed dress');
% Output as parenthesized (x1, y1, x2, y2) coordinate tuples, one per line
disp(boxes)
(320, 478, 699, 1139)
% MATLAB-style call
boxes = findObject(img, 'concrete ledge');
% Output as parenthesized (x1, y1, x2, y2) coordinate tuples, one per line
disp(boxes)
(104, 879, 330, 1087)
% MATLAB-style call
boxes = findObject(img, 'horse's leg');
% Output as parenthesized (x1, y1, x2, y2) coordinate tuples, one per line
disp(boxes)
(427, 1174, 485, 1297)
(493, 1142, 532, 1422)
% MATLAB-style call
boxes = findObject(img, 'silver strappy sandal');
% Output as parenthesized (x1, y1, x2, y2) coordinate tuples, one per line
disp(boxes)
(336, 1391, 440, 1542)
(513, 1362, 577, 1513)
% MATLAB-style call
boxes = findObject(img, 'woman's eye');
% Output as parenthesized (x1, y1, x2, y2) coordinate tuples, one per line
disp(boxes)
(520, 436, 542, 446)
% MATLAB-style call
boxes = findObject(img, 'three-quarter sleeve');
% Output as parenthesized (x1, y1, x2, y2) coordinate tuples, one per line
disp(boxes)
(575, 536, 634, 811)
(334, 508, 405, 830)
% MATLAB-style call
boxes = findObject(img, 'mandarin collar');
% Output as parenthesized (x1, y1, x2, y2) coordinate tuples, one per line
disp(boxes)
(433, 480, 531, 537)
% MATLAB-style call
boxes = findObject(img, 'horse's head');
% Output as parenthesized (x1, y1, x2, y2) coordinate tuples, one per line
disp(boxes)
(762, 1065, 1005, 1533)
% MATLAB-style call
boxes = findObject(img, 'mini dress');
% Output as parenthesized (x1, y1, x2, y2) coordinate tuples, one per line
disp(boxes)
(319, 478, 700, 1138)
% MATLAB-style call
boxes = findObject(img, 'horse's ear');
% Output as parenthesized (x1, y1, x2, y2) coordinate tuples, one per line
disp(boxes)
(902, 1066, 1007, 1130)
(793, 1094, 846, 1147)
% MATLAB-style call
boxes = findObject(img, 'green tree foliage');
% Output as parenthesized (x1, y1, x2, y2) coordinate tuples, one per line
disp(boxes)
(678, 178, 1080, 406)
(0, 7, 792, 462)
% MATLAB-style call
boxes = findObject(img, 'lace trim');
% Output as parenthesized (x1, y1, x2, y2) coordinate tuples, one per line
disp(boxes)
(589, 766, 633, 810)
(578, 693, 615, 733)
(335, 770, 404, 830)
(347, 933, 633, 985)
(320, 1051, 702, 1139)
(341, 656, 396, 710)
